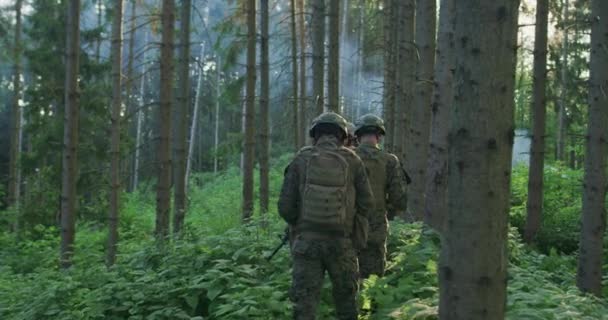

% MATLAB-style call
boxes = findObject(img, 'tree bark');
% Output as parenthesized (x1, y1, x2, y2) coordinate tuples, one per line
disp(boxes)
(297, 0, 307, 147)
(524, 0, 549, 244)
(326, 0, 340, 113)
(60, 0, 81, 269)
(9, 0, 23, 213)
(155, 0, 175, 239)
(424, 0, 455, 232)
(107, 0, 124, 266)
(259, 0, 270, 214)
(408, 0, 436, 220)
(439, 1, 519, 318)
(290, 0, 300, 150)
(576, 0, 608, 296)
(311, 0, 325, 115)
(173, 0, 192, 235)
(557, 0, 569, 161)
(382, 0, 397, 152)
(242, 0, 257, 222)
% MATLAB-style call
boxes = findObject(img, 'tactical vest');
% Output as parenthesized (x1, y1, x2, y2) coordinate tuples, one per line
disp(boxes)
(356, 146, 388, 213)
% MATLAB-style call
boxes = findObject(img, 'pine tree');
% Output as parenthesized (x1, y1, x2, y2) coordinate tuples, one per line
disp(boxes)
(259, 0, 270, 214)
(242, 0, 257, 222)
(326, 0, 340, 113)
(311, 0, 325, 115)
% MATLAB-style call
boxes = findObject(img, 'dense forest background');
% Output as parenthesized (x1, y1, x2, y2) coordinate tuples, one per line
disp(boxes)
(0, 0, 607, 319)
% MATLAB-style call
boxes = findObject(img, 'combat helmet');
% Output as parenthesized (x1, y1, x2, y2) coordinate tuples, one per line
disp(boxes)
(309, 112, 349, 138)
(354, 114, 386, 136)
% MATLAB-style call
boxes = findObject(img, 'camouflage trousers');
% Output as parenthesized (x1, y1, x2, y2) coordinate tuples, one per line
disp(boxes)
(359, 218, 388, 279)
(290, 237, 359, 320)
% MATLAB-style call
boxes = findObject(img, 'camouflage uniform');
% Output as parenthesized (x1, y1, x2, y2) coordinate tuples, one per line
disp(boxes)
(278, 112, 375, 320)
(354, 114, 408, 278)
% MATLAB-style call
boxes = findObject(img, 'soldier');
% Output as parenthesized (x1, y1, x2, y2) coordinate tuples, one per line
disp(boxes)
(278, 112, 375, 320)
(354, 114, 408, 279)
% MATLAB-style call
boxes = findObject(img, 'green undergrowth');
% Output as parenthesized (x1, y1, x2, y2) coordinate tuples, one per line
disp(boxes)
(1, 158, 608, 319)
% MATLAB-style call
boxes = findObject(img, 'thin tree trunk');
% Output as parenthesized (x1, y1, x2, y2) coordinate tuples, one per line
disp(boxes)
(326, 0, 340, 113)
(173, 0, 192, 235)
(9, 0, 23, 214)
(60, 0, 81, 269)
(339, 0, 349, 104)
(290, 0, 299, 149)
(242, 0, 257, 222)
(524, 0, 549, 244)
(96, 0, 102, 62)
(356, 0, 364, 116)
(576, 0, 608, 296)
(557, 0, 569, 161)
(311, 0, 325, 115)
(383, 0, 396, 151)
(133, 32, 149, 191)
(213, 56, 221, 173)
(188, 44, 205, 178)
(297, 0, 307, 147)
(126, 0, 137, 192)
(407, 0, 436, 220)
(259, 0, 270, 214)
(424, 0, 455, 232)
(107, 0, 124, 266)
(155, 0, 175, 239)
(439, 1, 519, 318)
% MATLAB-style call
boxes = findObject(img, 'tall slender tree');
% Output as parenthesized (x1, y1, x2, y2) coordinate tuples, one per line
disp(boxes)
(126, 0, 137, 192)
(557, 0, 569, 161)
(524, 0, 549, 243)
(382, 0, 397, 151)
(8, 0, 24, 213)
(311, 0, 325, 114)
(326, 0, 340, 113)
(424, 0, 455, 232)
(576, 0, 608, 296)
(290, 0, 300, 149)
(155, 0, 175, 239)
(107, 0, 124, 266)
(407, 0, 436, 219)
(297, 0, 307, 147)
(188, 44, 205, 178)
(133, 32, 149, 192)
(173, 0, 192, 234)
(439, 1, 519, 318)
(60, 0, 82, 268)
(259, 0, 270, 214)
(242, 0, 257, 222)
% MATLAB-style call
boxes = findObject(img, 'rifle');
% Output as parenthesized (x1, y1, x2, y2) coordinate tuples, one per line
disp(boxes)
(266, 228, 290, 261)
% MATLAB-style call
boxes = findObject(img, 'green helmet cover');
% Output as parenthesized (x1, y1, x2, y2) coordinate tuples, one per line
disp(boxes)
(309, 112, 349, 137)
(354, 114, 386, 136)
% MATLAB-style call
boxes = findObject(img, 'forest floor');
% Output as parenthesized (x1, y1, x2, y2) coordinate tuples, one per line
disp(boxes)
(1, 155, 608, 319)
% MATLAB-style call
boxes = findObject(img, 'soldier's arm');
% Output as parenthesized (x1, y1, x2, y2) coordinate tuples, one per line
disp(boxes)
(386, 155, 408, 211)
(354, 159, 375, 220)
(278, 160, 300, 225)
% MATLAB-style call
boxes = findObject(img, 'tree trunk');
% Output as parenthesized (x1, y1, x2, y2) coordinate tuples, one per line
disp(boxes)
(213, 56, 220, 173)
(297, 0, 307, 147)
(576, 0, 608, 296)
(394, 0, 415, 221)
(326, 0, 340, 113)
(382, 0, 396, 151)
(524, 0, 549, 244)
(173, 0, 191, 235)
(557, 0, 569, 161)
(155, 0, 175, 239)
(107, 0, 124, 266)
(424, 0, 455, 232)
(408, 0, 436, 220)
(311, 0, 325, 115)
(242, 0, 257, 222)
(60, 0, 81, 269)
(126, 0, 137, 192)
(133, 32, 149, 192)
(188, 44, 205, 177)
(96, 0, 102, 63)
(259, 0, 270, 214)
(9, 0, 23, 214)
(290, 0, 300, 149)
(439, 1, 519, 318)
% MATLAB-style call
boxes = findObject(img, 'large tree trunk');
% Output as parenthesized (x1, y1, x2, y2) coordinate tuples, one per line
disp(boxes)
(311, 0, 325, 115)
(407, 0, 436, 220)
(242, 0, 257, 222)
(576, 0, 608, 296)
(297, 0, 307, 147)
(290, 0, 300, 149)
(424, 0, 455, 232)
(8, 0, 23, 214)
(155, 0, 175, 239)
(326, 0, 340, 113)
(524, 0, 549, 243)
(126, 0, 137, 192)
(259, 0, 270, 214)
(394, 0, 415, 220)
(173, 0, 192, 235)
(382, 0, 397, 151)
(557, 0, 569, 161)
(133, 32, 149, 192)
(107, 0, 124, 266)
(188, 44, 205, 177)
(439, 1, 519, 318)
(60, 0, 81, 269)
